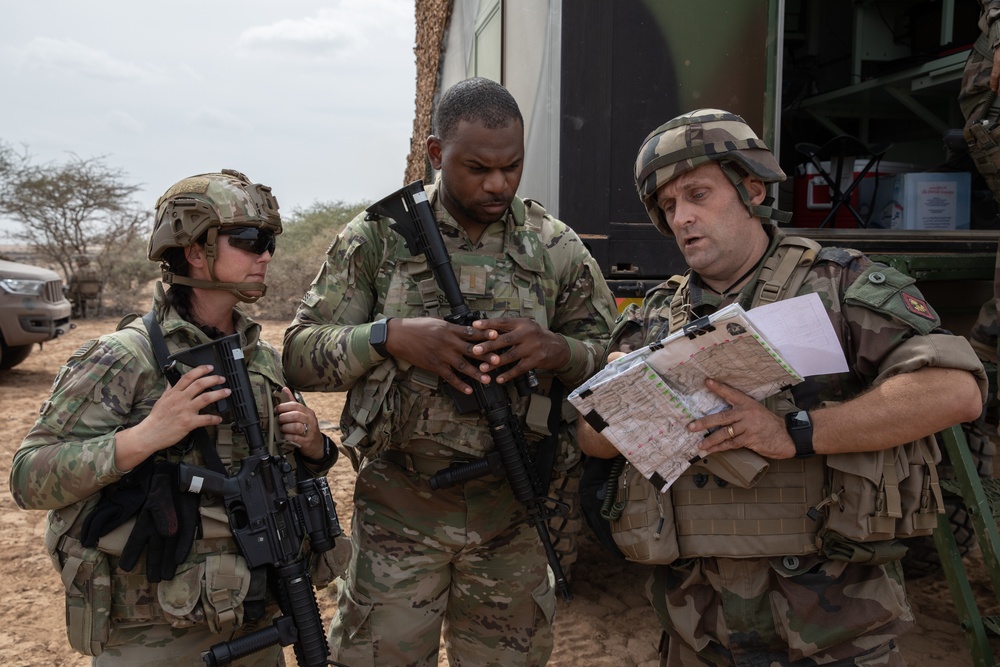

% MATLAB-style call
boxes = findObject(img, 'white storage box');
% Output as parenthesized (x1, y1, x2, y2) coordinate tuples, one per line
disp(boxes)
(871, 172, 972, 230)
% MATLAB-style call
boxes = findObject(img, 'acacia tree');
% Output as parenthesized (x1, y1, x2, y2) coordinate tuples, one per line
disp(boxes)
(0, 143, 150, 280)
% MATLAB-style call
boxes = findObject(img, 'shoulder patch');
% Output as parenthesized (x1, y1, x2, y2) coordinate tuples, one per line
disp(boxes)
(901, 292, 936, 321)
(70, 339, 100, 360)
(845, 264, 939, 334)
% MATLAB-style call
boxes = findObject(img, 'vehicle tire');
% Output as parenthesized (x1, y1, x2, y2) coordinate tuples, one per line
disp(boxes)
(900, 418, 996, 579)
(0, 340, 34, 370)
(547, 464, 583, 582)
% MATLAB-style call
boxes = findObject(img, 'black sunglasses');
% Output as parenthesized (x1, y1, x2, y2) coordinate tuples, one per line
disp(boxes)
(219, 227, 276, 256)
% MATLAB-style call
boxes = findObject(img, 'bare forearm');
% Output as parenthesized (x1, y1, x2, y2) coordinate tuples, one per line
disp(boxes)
(577, 415, 620, 458)
(811, 367, 983, 456)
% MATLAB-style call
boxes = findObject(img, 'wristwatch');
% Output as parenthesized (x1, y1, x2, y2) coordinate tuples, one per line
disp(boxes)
(369, 317, 393, 358)
(785, 410, 815, 459)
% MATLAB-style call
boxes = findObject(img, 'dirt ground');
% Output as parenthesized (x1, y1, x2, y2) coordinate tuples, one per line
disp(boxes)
(2, 317, 999, 666)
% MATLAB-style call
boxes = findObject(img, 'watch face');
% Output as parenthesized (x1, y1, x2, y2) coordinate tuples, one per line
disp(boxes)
(789, 411, 811, 429)
(370, 318, 390, 356)
(371, 321, 387, 345)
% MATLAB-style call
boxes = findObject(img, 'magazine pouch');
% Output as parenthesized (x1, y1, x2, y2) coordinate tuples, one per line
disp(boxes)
(608, 461, 680, 564)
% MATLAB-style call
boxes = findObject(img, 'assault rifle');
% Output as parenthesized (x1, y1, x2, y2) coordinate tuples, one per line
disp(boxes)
(366, 180, 573, 601)
(169, 335, 344, 667)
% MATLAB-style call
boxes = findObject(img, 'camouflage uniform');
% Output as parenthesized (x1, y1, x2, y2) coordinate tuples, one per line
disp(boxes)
(283, 179, 617, 666)
(9, 284, 335, 666)
(961, 0, 1000, 362)
(621, 109, 987, 666)
(611, 223, 986, 666)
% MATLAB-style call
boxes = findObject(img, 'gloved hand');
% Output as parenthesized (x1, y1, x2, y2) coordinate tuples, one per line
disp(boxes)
(118, 461, 200, 582)
(80, 457, 155, 548)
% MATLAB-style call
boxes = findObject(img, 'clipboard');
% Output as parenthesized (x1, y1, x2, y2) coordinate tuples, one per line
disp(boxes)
(570, 302, 802, 491)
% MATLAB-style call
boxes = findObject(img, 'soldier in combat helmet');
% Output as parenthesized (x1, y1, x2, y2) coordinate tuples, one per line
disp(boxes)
(579, 109, 986, 666)
(10, 169, 341, 665)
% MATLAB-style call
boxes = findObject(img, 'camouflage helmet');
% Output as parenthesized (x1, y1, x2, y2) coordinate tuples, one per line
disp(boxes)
(634, 109, 790, 236)
(148, 169, 281, 302)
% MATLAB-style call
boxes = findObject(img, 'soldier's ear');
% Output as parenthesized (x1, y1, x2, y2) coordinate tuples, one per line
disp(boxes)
(745, 177, 767, 206)
(427, 135, 444, 170)
(184, 243, 204, 266)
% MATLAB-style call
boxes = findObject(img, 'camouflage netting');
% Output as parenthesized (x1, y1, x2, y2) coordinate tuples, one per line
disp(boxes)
(405, 0, 452, 185)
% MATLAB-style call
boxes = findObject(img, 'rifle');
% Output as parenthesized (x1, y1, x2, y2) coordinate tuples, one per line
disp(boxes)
(366, 179, 573, 601)
(169, 334, 344, 667)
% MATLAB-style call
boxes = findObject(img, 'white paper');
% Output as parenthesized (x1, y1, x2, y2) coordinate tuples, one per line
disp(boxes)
(744, 293, 848, 376)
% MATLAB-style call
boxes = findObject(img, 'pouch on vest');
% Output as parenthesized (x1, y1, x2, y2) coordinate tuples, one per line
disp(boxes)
(341, 359, 400, 470)
(608, 461, 680, 564)
(52, 534, 111, 656)
(820, 436, 943, 542)
(157, 561, 206, 629)
(45, 501, 111, 656)
(693, 449, 769, 488)
(201, 553, 252, 634)
(896, 436, 944, 536)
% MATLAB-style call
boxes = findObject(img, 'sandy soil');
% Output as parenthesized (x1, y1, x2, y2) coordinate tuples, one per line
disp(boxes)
(1, 317, 998, 666)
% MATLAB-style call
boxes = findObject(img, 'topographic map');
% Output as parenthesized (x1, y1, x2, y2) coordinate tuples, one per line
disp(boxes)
(570, 303, 804, 491)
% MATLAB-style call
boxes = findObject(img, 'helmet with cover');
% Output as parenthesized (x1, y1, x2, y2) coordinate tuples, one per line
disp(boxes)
(633, 108, 790, 236)
(148, 169, 281, 303)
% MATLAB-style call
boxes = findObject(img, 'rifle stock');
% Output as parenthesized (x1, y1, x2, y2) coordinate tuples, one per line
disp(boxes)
(169, 335, 342, 667)
(367, 180, 573, 601)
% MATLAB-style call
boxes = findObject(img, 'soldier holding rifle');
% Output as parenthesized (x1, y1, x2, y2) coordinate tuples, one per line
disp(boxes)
(11, 170, 343, 666)
(283, 77, 617, 667)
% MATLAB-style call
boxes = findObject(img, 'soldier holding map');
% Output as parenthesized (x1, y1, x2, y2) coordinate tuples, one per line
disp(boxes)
(578, 108, 986, 666)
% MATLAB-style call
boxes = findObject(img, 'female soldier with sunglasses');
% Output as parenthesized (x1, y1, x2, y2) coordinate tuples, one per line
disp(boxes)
(10, 169, 343, 665)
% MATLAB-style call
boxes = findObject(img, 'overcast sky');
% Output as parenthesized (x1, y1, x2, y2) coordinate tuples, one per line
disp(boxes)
(0, 0, 417, 236)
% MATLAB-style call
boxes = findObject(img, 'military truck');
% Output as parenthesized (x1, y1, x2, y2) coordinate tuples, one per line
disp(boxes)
(410, 0, 1000, 660)
(0, 258, 74, 370)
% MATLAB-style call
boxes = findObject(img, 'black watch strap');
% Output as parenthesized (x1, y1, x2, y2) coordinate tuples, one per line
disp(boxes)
(785, 410, 815, 459)
(300, 434, 336, 467)
(369, 317, 392, 358)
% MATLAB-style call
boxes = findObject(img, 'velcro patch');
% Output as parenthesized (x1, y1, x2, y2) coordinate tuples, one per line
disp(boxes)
(459, 265, 488, 296)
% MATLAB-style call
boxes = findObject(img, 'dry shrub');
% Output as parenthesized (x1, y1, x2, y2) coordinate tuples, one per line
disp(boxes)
(245, 200, 369, 322)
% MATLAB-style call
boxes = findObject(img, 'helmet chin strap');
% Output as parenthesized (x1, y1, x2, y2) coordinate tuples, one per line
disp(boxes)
(719, 162, 793, 224)
(159, 227, 270, 303)
(160, 273, 268, 304)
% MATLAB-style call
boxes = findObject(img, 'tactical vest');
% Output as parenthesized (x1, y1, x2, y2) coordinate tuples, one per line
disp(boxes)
(48, 310, 301, 655)
(609, 235, 944, 563)
(341, 197, 574, 468)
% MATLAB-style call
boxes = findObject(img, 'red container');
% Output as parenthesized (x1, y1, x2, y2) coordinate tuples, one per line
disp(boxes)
(792, 160, 913, 228)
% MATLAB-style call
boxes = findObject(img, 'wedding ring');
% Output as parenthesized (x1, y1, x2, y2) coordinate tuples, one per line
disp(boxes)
(726, 425, 735, 439)
(303, 423, 310, 437)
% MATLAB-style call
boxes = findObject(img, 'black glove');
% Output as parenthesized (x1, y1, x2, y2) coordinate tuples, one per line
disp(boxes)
(118, 461, 200, 583)
(80, 457, 155, 548)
